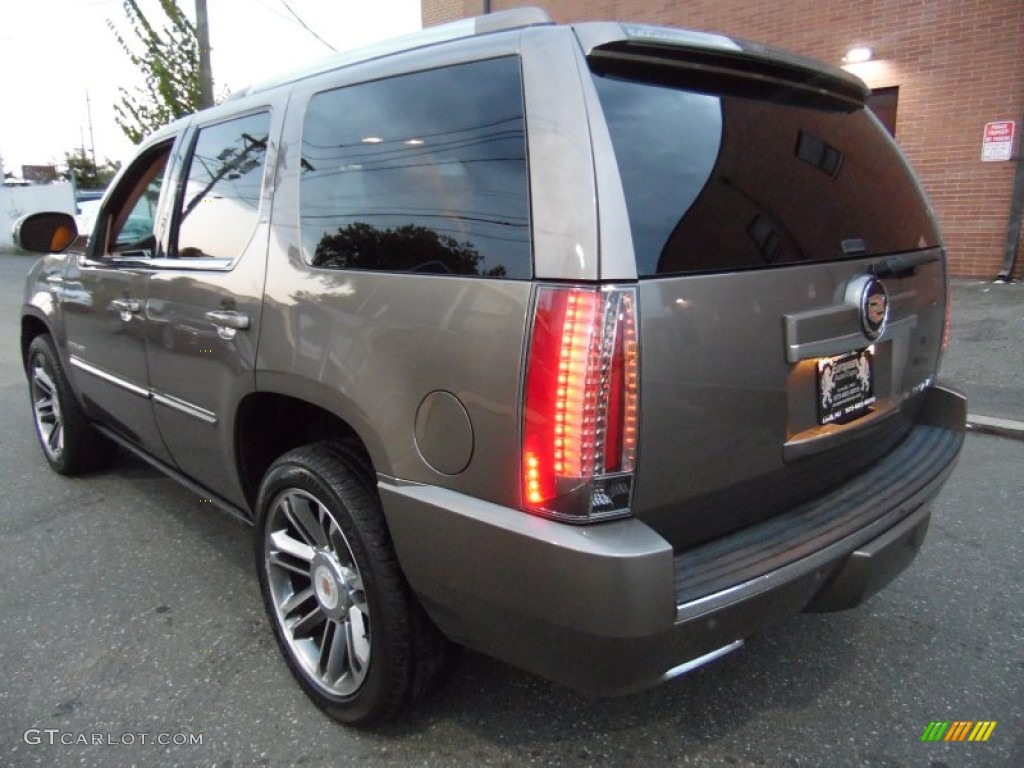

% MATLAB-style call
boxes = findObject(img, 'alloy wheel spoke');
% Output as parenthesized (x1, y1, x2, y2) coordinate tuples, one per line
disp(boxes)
(348, 608, 370, 673)
(288, 605, 326, 638)
(282, 495, 329, 549)
(268, 551, 311, 578)
(316, 618, 334, 674)
(270, 529, 315, 563)
(32, 367, 55, 397)
(323, 619, 349, 682)
(47, 421, 63, 451)
(35, 399, 55, 422)
(280, 585, 315, 616)
(342, 569, 368, 614)
(329, 527, 356, 568)
(350, 591, 369, 616)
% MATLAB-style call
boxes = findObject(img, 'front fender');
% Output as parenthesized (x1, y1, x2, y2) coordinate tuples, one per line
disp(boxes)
(21, 253, 70, 366)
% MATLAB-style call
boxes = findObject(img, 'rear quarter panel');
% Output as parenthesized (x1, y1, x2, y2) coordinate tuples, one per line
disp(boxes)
(258, 253, 531, 506)
(256, 29, 615, 508)
(258, 41, 537, 506)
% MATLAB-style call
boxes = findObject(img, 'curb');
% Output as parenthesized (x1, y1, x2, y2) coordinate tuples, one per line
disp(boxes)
(965, 414, 1024, 441)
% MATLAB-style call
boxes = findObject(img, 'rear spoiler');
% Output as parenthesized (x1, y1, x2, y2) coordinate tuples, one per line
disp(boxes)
(575, 22, 868, 109)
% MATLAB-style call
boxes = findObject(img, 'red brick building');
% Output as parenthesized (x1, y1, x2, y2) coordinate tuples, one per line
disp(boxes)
(422, 1, 1024, 279)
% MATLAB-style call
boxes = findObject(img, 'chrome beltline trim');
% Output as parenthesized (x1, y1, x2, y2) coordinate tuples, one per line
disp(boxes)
(151, 392, 218, 425)
(68, 355, 217, 425)
(69, 355, 150, 398)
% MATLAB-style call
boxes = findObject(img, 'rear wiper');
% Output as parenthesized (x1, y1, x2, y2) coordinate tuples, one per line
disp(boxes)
(868, 251, 940, 278)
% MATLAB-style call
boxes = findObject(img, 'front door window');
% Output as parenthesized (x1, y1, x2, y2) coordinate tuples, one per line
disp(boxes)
(99, 144, 172, 258)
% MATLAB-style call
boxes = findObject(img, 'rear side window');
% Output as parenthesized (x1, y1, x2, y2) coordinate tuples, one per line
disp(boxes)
(300, 57, 531, 278)
(175, 111, 271, 260)
(592, 70, 940, 277)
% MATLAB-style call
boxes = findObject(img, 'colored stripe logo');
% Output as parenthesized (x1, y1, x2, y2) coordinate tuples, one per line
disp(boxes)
(921, 721, 997, 742)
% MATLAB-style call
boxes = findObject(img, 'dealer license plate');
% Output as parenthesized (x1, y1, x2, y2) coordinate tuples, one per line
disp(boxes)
(816, 349, 875, 425)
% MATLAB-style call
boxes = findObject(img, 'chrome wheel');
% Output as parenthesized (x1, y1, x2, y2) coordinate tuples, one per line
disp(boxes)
(264, 489, 371, 697)
(30, 353, 64, 461)
(24, 334, 116, 476)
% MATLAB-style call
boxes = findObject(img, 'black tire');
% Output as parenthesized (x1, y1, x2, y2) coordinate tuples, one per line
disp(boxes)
(25, 334, 116, 475)
(255, 441, 453, 726)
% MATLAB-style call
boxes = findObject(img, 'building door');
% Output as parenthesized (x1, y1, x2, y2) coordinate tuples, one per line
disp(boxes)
(868, 86, 899, 137)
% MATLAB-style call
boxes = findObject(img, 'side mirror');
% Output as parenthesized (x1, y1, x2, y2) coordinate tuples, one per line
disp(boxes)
(13, 212, 79, 254)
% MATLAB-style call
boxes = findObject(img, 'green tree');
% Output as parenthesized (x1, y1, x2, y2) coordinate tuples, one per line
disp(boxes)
(108, 0, 202, 144)
(61, 149, 121, 189)
(313, 222, 507, 277)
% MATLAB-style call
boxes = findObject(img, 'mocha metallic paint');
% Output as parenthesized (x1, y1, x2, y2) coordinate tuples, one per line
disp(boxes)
(18, 18, 965, 699)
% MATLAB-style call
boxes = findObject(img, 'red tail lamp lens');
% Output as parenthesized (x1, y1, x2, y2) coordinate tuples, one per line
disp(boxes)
(522, 286, 639, 522)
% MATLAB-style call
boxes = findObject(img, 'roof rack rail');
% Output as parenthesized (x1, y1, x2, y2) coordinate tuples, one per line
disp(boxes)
(229, 7, 553, 101)
(473, 7, 552, 34)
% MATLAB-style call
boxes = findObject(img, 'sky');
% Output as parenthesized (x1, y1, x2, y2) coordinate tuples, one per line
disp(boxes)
(0, 0, 422, 175)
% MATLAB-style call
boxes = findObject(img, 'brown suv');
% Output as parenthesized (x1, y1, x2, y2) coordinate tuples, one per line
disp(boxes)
(18, 8, 965, 725)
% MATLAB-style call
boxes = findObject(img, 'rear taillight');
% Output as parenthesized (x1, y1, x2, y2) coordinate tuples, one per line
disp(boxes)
(522, 285, 639, 522)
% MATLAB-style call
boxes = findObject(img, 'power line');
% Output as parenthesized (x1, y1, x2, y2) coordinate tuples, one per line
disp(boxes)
(252, 0, 296, 26)
(278, 0, 337, 53)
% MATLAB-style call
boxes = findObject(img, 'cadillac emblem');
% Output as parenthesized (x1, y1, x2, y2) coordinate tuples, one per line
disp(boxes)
(859, 277, 889, 340)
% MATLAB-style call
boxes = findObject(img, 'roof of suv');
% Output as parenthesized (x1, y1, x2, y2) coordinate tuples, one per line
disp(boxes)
(227, 6, 867, 106)
(227, 7, 554, 101)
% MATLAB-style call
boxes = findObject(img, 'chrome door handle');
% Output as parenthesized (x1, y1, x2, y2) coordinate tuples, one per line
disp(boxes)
(111, 298, 142, 321)
(205, 310, 250, 330)
(111, 298, 142, 313)
(205, 310, 250, 339)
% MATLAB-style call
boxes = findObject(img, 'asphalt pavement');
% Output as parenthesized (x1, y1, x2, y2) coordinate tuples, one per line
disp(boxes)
(0, 253, 1021, 767)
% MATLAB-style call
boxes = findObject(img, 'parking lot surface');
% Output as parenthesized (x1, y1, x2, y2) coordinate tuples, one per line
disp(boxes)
(0, 253, 1020, 767)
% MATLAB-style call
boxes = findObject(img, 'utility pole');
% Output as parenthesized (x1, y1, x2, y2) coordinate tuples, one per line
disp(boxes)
(196, 0, 214, 109)
(86, 91, 96, 166)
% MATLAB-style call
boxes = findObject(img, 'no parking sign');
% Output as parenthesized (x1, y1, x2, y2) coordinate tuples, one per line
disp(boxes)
(982, 121, 1015, 162)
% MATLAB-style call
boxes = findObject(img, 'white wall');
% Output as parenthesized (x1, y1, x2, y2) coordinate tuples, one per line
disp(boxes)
(0, 183, 76, 248)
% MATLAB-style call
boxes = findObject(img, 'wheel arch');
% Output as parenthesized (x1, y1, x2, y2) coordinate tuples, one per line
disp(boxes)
(234, 390, 383, 510)
(21, 311, 53, 369)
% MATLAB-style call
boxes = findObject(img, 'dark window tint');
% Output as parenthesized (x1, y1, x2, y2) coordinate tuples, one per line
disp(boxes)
(592, 72, 938, 277)
(300, 57, 530, 278)
(110, 148, 170, 252)
(175, 112, 270, 259)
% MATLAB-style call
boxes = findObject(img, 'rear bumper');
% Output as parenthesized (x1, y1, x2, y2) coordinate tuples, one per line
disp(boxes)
(379, 385, 965, 694)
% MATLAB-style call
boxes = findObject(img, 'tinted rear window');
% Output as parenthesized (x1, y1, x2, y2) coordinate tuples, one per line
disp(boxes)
(300, 57, 531, 279)
(592, 71, 939, 277)
(176, 111, 271, 260)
